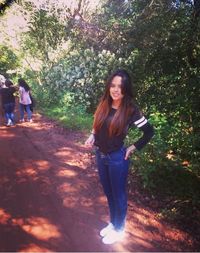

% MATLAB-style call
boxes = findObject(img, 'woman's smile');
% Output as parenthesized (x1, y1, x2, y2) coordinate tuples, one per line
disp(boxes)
(110, 76, 124, 102)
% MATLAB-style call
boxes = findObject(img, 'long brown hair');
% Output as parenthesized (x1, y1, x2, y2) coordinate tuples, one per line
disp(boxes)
(93, 69, 134, 136)
(18, 78, 30, 92)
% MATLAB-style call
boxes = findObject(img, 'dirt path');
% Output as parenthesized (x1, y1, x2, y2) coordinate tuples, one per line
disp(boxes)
(0, 113, 195, 252)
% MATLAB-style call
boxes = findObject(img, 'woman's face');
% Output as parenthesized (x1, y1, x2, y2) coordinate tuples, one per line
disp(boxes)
(109, 75, 124, 103)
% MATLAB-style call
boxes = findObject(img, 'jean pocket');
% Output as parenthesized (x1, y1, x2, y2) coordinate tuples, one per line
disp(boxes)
(108, 148, 125, 163)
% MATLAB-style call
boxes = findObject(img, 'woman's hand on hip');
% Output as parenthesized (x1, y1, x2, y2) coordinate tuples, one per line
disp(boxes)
(125, 145, 136, 160)
(85, 133, 95, 148)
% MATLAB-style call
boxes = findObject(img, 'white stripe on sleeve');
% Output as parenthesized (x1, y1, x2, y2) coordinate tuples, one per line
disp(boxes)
(137, 119, 148, 128)
(134, 116, 145, 125)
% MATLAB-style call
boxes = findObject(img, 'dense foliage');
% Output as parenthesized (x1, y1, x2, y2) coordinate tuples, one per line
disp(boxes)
(0, 45, 19, 77)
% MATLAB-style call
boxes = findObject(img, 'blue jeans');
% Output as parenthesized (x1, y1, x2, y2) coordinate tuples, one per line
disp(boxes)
(3, 103, 15, 123)
(96, 147, 129, 231)
(19, 103, 32, 120)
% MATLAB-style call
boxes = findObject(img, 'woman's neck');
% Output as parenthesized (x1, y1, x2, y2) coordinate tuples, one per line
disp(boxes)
(112, 100, 121, 109)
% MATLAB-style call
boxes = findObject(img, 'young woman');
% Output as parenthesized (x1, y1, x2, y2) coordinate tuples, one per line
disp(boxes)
(0, 79, 17, 126)
(18, 78, 33, 122)
(85, 69, 154, 244)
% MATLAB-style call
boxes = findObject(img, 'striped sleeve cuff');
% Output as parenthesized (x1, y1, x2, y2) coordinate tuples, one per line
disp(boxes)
(134, 116, 148, 128)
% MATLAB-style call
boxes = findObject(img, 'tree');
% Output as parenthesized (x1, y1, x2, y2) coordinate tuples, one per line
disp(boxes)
(22, 9, 66, 66)
(0, 45, 19, 77)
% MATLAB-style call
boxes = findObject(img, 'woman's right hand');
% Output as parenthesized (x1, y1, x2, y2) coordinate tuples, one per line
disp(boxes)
(85, 133, 95, 148)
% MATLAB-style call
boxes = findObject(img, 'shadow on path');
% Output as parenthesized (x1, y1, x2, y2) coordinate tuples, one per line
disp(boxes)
(0, 113, 195, 252)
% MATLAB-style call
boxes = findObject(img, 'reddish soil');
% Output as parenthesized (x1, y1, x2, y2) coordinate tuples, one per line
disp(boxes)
(0, 113, 197, 252)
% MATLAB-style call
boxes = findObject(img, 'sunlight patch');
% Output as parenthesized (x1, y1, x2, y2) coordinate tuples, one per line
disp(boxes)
(0, 208, 11, 224)
(0, 130, 15, 138)
(16, 167, 38, 179)
(19, 243, 52, 252)
(98, 196, 107, 204)
(132, 236, 153, 249)
(57, 182, 76, 194)
(55, 150, 73, 158)
(57, 169, 77, 177)
(12, 217, 61, 240)
(35, 160, 49, 171)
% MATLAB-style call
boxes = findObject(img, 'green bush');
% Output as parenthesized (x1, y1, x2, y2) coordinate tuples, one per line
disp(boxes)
(35, 48, 131, 112)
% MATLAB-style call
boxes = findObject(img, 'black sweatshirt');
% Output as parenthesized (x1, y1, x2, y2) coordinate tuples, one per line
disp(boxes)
(0, 87, 16, 105)
(94, 105, 154, 154)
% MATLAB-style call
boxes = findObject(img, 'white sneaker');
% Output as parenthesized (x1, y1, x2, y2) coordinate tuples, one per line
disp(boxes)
(19, 119, 25, 123)
(100, 223, 114, 237)
(102, 229, 125, 244)
(6, 119, 12, 126)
